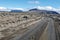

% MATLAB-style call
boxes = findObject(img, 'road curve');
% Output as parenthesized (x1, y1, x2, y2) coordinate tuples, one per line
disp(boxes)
(6, 17, 48, 40)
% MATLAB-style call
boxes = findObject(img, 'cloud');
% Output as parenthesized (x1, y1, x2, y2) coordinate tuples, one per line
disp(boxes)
(0, 7, 6, 9)
(10, 8, 24, 10)
(35, 6, 58, 11)
(34, 6, 60, 14)
(0, 7, 10, 11)
(36, 6, 55, 10)
(28, 1, 40, 4)
(0, 7, 25, 11)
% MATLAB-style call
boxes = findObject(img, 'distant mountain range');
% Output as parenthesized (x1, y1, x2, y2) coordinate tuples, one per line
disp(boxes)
(0, 8, 59, 14)
(29, 8, 59, 14)
(29, 8, 40, 11)
(10, 10, 23, 12)
(0, 8, 23, 12)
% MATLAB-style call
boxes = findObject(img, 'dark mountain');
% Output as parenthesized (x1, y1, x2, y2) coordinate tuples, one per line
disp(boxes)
(29, 8, 49, 13)
(29, 8, 40, 11)
(29, 8, 59, 14)
(10, 10, 23, 12)
(46, 11, 59, 14)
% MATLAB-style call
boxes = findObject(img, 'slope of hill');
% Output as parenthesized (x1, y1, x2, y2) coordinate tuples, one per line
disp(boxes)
(10, 10, 23, 12)
(29, 8, 59, 14)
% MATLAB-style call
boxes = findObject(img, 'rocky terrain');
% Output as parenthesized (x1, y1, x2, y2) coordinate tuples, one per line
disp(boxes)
(0, 12, 42, 39)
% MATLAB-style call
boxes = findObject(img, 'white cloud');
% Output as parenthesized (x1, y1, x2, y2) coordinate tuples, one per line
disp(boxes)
(36, 6, 55, 10)
(11, 8, 24, 10)
(35, 6, 58, 11)
(28, 1, 40, 4)
(0, 7, 25, 11)
(34, 6, 60, 14)
(0, 7, 10, 11)
(0, 7, 6, 9)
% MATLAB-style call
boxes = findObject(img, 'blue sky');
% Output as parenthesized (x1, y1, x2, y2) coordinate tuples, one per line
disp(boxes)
(0, 0, 60, 12)
(0, 0, 60, 8)
(0, 0, 36, 8)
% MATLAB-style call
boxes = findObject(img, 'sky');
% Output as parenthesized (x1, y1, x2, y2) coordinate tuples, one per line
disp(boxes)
(0, 0, 60, 12)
